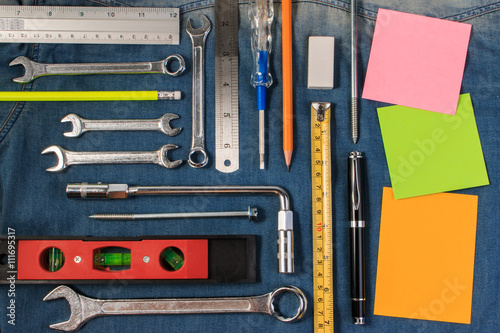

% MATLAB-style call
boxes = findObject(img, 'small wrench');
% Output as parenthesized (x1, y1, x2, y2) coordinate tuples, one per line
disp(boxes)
(44, 285, 307, 331)
(41, 144, 182, 172)
(186, 15, 211, 168)
(9, 55, 186, 83)
(61, 113, 182, 138)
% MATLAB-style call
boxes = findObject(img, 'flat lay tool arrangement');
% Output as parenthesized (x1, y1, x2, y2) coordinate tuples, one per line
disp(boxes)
(0, 1, 499, 333)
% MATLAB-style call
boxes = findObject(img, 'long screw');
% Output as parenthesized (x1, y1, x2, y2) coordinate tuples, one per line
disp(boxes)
(351, 0, 358, 144)
(90, 206, 258, 222)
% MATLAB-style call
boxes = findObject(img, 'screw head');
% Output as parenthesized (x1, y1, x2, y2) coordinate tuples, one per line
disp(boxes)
(143, 256, 150, 263)
(74, 256, 81, 263)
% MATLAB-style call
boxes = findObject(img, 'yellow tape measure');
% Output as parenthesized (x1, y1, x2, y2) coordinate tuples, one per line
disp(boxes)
(311, 102, 334, 332)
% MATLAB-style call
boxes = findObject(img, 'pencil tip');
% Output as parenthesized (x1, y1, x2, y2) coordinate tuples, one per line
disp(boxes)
(284, 150, 293, 171)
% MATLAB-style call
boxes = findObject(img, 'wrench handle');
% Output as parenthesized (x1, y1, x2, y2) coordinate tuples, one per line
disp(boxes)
(80, 119, 162, 132)
(99, 296, 269, 315)
(96, 286, 306, 322)
(64, 150, 162, 167)
(44, 61, 162, 75)
(188, 44, 209, 168)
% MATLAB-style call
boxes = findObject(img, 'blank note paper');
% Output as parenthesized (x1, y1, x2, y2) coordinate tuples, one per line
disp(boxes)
(377, 93, 489, 200)
(363, 9, 471, 115)
(374, 187, 478, 324)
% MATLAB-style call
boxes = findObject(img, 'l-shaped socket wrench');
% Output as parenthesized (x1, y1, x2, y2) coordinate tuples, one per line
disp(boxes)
(66, 183, 294, 274)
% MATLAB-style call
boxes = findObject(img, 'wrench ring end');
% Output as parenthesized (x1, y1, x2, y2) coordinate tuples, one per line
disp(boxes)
(164, 54, 186, 76)
(269, 286, 308, 323)
(188, 148, 208, 168)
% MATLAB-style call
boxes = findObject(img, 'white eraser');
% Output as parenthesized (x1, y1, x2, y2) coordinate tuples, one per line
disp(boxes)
(308, 36, 335, 89)
(174, 91, 181, 100)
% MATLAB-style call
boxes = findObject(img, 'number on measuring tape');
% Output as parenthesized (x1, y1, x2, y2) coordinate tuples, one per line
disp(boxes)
(311, 102, 334, 333)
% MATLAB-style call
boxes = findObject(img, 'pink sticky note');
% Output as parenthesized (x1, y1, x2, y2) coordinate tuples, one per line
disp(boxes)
(362, 9, 471, 115)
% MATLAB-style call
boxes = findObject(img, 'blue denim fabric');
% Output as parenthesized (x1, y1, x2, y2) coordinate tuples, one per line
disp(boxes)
(0, 0, 499, 332)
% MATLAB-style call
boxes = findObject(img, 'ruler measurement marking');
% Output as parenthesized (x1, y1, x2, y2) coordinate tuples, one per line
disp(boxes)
(311, 103, 334, 333)
(0, 6, 179, 44)
(214, 0, 239, 172)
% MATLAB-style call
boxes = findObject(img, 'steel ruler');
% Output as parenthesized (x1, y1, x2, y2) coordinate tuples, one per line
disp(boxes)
(214, 0, 239, 173)
(0, 5, 179, 44)
(311, 102, 334, 332)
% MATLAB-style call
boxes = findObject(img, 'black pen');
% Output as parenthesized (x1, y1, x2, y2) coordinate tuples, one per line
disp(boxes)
(348, 151, 366, 325)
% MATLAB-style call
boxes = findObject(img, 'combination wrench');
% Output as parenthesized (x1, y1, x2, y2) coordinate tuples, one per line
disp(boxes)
(44, 285, 307, 331)
(186, 15, 211, 168)
(41, 144, 182, 172)
(61, 113, 182, 138)
(9, 55, 185, 83)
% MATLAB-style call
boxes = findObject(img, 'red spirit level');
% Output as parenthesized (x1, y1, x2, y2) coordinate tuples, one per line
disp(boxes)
(0, 235, 256, 284)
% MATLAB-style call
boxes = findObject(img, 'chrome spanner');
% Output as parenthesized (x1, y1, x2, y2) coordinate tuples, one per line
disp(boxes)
(61, 113, 182, 138)
(186, 15, 211, 168)
(41, 144, 182, 172)
(44, 285, 307, 331)
(9, 55, 185, 83)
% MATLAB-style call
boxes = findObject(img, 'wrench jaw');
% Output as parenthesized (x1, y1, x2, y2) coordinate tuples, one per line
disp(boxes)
(186, 15, 212, 40)
(42, 146, 68, 173)
(9, 56, 37, 83)
(61, 114, 84, 138)
(160, 113, 182, 136)
(43, 285, 87, 331)
(159, 144, 183, 169)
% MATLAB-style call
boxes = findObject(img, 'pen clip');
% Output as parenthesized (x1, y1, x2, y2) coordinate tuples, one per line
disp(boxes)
(350, 152, 362, 211)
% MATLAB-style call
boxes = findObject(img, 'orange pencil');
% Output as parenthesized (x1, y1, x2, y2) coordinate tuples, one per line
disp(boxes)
(282, 0, 293, 171)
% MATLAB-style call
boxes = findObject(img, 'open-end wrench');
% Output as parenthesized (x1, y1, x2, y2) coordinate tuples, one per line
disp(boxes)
(9, 55, 186, 83)
(44, 285, 307, 331)
(41, 144, 182, 172)
(186, 15, 211, 168)
(61, 113, 182, 138)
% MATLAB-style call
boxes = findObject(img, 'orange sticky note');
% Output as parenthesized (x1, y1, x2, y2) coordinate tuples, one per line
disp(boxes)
(374, 188, 478, 324)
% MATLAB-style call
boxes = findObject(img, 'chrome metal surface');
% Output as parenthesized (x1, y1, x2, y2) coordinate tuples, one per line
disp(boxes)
(41, 145, 182, 172)
(61, 113, 181, 138)
(44, 285, 307, 331)
(10, 55, 185, 83)
(186, 15, 211, 168)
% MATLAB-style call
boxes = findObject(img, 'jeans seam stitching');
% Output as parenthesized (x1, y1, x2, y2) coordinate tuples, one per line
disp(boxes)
(0, 44, 38, 144)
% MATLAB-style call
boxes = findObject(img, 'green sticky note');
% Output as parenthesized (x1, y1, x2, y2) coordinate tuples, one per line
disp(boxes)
(377, 93, 489, 199)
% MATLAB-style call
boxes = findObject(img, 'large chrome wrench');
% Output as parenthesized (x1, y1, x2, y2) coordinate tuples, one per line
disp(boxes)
(9, 55, 185, 83)
(186, 15, 211, 168)
(41, 144, 182, 172)
(44, 285, 307, 331)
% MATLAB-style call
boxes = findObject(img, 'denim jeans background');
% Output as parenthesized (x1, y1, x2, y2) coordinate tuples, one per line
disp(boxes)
(0, 0, 498, 332)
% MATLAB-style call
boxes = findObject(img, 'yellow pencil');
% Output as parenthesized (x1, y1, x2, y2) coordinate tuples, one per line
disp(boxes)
(0, 91, 181, 101)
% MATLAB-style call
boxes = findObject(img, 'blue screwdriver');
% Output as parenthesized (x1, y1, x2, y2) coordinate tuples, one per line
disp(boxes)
(249, 0, 274, 169)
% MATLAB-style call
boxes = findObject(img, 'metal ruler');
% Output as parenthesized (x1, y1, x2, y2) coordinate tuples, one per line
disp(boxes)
(311, 102, 334, 333)
(0, 6, 179, 44)
(214, 0, 239, 173)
